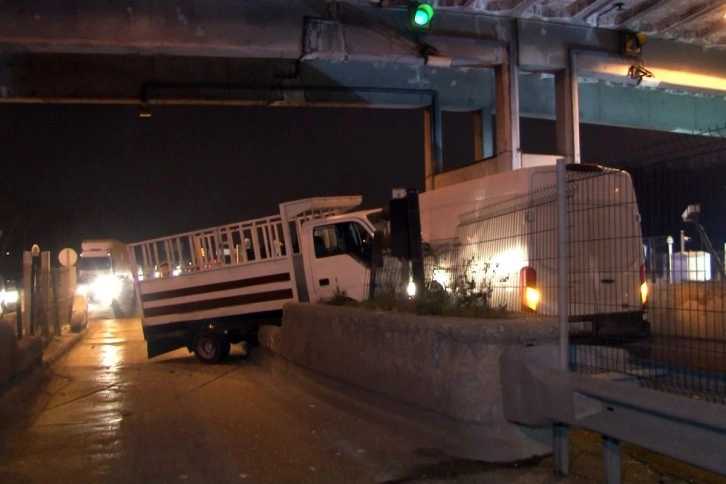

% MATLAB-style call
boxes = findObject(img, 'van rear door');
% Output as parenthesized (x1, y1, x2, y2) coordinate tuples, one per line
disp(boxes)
(530, 166, 643, 322)
(566, 168, 643, 322)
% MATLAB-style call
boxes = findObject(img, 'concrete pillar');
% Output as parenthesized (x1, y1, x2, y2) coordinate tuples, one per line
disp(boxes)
(474, 108, 494, 160)
(554, 54, 581, 164)
(494, 63, 512, 171)
(494, 44, 521, 171)
(59, 266, 77, 328)
(40, 251, 51, 339)
(424, 109, 434, 191)
(423, 100, 443, 191)
(22, 251, 31, 338)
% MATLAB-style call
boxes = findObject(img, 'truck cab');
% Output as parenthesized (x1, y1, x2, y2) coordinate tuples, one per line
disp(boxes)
(299, 210, 381, 302)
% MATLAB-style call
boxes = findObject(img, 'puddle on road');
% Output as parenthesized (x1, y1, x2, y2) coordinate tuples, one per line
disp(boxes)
(21, 326, 128, 479)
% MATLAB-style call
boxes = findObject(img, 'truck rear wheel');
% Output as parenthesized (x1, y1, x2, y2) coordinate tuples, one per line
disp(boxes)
(193, 332, 224, 364)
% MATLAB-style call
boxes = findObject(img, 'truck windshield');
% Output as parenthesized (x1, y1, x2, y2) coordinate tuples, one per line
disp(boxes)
(78, 257, 112, 271)
(313, 221, 373, 264)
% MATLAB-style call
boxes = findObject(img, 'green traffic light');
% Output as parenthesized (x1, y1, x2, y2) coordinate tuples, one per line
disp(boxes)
(413, 4, 434, 26)
(409, 3, 434, 29)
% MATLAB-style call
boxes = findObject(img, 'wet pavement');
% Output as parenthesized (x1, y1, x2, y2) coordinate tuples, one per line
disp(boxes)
(0, 312, 723, 483)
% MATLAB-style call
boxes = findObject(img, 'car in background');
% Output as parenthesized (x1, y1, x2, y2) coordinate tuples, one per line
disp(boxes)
(1, 276, 19, 316)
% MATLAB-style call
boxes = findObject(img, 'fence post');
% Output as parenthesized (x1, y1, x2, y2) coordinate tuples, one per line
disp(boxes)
(557, 159, 570, 372)
(553, 158, 571, 475)
(603, 436, 622, 484)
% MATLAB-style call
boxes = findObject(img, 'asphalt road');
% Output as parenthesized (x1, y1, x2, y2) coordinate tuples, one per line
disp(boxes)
(0, 313, 722, 483)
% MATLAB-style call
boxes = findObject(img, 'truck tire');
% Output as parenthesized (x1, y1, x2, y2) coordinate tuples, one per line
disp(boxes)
(193, 332, 224, 364)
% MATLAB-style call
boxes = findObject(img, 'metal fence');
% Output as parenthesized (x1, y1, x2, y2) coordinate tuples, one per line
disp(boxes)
(9, 255, 76, 343)
(373, 124, 726, 405)
(575, 125, 726, 404)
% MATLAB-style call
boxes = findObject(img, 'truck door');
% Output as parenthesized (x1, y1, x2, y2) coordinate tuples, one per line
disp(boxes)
(306, 221, 373, 302)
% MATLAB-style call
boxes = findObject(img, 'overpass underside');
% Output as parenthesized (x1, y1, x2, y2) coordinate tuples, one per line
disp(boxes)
(0, 1, 724, 187)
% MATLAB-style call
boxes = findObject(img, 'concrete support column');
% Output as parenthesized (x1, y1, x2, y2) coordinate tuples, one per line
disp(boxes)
(555, 52, 581, 164)
(40, 251, 51, 339)
(424, 109, 434, 191)
(473, 107, 494, 160)
(494, 41, 521, 171)
(423, 99, 443, 191)
(22, 251, 31, 338)
(494, 63, 513, 172)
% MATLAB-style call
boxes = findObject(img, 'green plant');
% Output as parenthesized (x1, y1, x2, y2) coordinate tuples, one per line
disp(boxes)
(325, 287, 357, 306)
(322, 254, 510, 319)
(452, 256, 496, 308)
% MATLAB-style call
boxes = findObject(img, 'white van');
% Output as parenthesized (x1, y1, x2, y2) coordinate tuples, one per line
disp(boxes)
(418, 164, 649, 338)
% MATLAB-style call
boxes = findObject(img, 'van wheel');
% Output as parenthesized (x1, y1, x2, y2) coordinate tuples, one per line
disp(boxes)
(193, 332, 223, 364)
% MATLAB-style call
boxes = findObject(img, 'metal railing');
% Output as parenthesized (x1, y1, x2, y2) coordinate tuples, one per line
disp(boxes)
(128, 215, 288, 280)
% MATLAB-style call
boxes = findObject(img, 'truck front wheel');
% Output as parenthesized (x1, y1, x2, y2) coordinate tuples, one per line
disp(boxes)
(193, 332, 224, 364)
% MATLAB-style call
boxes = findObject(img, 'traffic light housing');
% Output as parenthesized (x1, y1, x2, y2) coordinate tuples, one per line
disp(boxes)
(408, 2, 434, 31)
(623, 31, 647, 56)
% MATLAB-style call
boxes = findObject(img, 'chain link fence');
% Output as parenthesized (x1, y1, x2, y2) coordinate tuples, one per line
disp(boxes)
(576, 125, 726, 404)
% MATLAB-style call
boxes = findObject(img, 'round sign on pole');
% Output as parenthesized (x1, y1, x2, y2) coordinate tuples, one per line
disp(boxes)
(58, 248, 78, 267)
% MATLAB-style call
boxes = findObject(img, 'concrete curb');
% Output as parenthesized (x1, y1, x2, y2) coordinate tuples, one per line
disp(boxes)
(70, 295, 89, 333)
(0, 297, 88, 398)
(0, 328, 86, 399)
(42, 329, 86, 367)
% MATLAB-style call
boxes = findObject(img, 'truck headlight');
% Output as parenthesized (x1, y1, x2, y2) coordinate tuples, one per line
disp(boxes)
(5, 289, 19, 305)
(90, 275, 121, 303)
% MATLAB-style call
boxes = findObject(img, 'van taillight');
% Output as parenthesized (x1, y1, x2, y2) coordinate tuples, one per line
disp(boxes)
(520, 266, 539, 312)
(640, 263, 648, 308)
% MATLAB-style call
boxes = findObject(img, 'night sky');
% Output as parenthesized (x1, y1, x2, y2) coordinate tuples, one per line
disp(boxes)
(1, 103, 723, 273)
(1, 104, 427, 264)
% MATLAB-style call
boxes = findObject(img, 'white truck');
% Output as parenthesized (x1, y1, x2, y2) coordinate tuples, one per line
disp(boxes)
(128, 197, 384, 362)
(129, 163, 648, 363)
(77, 239, 134, 313)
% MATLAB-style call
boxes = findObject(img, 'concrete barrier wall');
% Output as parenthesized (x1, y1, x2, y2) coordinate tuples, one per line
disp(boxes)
(259, 302, 559, 462)
(0, 321, 42, 395)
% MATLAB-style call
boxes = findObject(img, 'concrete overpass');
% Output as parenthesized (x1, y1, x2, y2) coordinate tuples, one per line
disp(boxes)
(0, 0, 724, 188)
